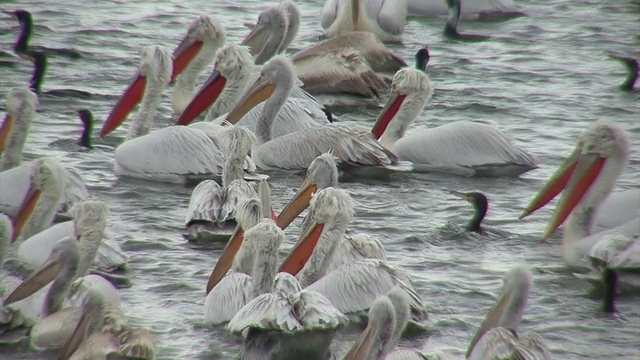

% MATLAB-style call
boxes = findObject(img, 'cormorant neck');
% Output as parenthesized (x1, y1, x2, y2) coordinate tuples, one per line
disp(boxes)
(79, 115, 93, 149)
(602, 267, 617, 313)
(15, 17, 33, 53)
(467, 202, 487, 233)
(30, 59, 46, 95)
(445, 6, 460, 36)
(621, 69, 637, 91)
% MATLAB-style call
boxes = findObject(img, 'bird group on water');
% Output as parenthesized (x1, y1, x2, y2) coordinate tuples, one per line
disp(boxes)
(0, 0, 639, 359)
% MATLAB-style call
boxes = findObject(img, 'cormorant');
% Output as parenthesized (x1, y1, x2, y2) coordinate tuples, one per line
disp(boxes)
(29, 51, 92, 98)
(610, 55, 638, 92)
(602, 267, 617, 314)
(450, 190, 488, 233)
(415, 47, 430, 72)
(444, 0, 491, 42)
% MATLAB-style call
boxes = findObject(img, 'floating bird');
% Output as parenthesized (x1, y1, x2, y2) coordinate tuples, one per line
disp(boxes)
(519, 121, 640, 271)
(0, 87, 38, 171)
(49, 109, 95, 150)
(226, 221, 347, 360)
(3, 9, 82, 59)
(320, 0, 408, 42)
(223, 56, 402, 172)
(415, 47, 430, 72)
(610, 55, 638, 91)
(444, 0, 492, 42)
(176, 44, 331, 138)
(449, 190, 488, 233)
(406, 0, 524, 20)
(372, 57, 537, 177)
(28, 52, 93, 98)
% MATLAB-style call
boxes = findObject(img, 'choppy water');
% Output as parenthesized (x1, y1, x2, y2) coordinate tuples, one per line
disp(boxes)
(1, 0, 640, 359)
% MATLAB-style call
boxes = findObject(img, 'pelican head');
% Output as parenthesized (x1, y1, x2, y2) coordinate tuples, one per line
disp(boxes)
(277, 152, 339, 230)
(13, 158, 67, 243)
(343, 288, 410, 360)
(519, 121, 629, 241)
(242, 5, 289, 64)
(273, 272, 302, 294)
(172, 15, 226, 79)
(279, 187, 354, 276)
(466, 264, 533, 357)
(1, 87, 38, 168)
(3, 236, 80, 316)
(100, 45, 173, 138)
(372, 68, 433, 146)
(226, 56, 295, 124)
(175, 44, 254, 126)
(69, 200, 109, 239)
(216, 123, 257, 157)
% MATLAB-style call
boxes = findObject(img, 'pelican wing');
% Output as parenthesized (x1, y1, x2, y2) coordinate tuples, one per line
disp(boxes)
(117, 327, 157, 359)
(93, 231, 128, 272)
(67, 332, 120, 360)
(306, 259, 424, 315)
(61, 166, 90, 212)
(31, 306, 82, 350)
(185, 180, 224, 226)
(468, 328, 551, 360)
(594, 189, 640, 231)
(114, 127, 225, 181)
(204, 272, 253, 325)
(227, 292, 303, 333)
(588, 231, 637, 269)
(327, 233, 387, 272)
(296, 290, 348, 330)
(220, 180, 257, 223)
(256, 124, 397, 170)
(386, 349, 431, 360)
(393, 121, 537, 176)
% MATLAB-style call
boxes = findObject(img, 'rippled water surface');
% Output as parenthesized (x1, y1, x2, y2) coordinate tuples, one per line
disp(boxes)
(2, 0, 640, 359)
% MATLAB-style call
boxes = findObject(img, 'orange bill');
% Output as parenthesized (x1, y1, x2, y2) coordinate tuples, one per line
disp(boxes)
(3, 257, 60, 306)
(171, 37, 204, 83)
(12, 185, 40, 243)
(276, 178, 318, 229)
(206, 226, 244, 295)
(226, 78, 276, 124)
(518, 146, 581, 220)
(466, 284, 513, 357)
(0, 114, 12, 156)
(342, 322, 374, 360)
(279, 222, 325, 275)
(99, 72, 147, 138)
(541, 153, 605, 242)
(176, 70, 227, 125)
(371, 93, 406, 139)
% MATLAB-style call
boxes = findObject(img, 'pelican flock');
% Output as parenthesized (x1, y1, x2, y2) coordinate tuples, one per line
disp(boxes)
(1, 0, 636, 359)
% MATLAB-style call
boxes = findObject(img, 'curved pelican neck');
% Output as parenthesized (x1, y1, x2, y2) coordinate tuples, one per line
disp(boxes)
(378, 93, 430, 149)
(255, 74, 293, 144)
(126, 74, 166, 141)
(297, 217, 349, 288)
(250, 243, 278, 298)
(278, 1, 300, 54)
(76, 228, 106, 279)
(1, 112, 33, 171)
(255, 15, 288, 65)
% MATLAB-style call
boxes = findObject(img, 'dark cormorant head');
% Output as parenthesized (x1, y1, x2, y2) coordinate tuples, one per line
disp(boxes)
(450, 190, 488, 233)
(28, 51, 47, 94)
(6, 9, 32, 25)
(76, 109, 94, 149)
(415, 47, 430, 72)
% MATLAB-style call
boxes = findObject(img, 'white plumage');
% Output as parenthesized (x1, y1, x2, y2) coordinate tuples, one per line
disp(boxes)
(467, 327, 551, 360)
(406, 0, 523, 19)
(1, 87, 38, 171)
(321, 0, 408, 42)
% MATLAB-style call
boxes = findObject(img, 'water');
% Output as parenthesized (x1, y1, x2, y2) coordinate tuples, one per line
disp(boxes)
(1, 0, 639, 359)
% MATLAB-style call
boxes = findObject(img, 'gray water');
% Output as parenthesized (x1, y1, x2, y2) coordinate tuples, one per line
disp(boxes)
(1, 0, 640, 359)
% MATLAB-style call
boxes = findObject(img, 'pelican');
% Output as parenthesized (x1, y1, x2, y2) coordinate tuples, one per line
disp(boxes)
(406, 0, 524, 20)
(1, 87, 37, 171)
(3, 9, 82, 59)
(342, 287, 421, 359)
(176, 44, 331, 139)
(242, 2, 406, 103)
(449, 190, 488, 233)
(519, 121, 640, 270)
(11, 159, 127, 274)
(279, 187, 428, 325)
(57, 287, 156, 360)
(372, 59, 538, 177)
(444, 0, 492, 41)
(320, 0, 408, 42)
(610, 55, 638, 92)
(98, 45, 245, 184)
(171, 15, 227, 117)
(28, 52, 93, 98)
(223, 56, 402, 172)
(184, 125, 258, 242)
(227, 221, 347, 360)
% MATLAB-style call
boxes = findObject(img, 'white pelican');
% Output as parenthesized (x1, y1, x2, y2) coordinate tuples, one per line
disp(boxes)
(372, 60, 538, 177)
(11, 159, 127, 273)
(406, 0, 524, 20)
(227, 221, 347, 360)
(98, 45, 239, 184)
(320, 0, 408, 42)
(279, 187, 428, 325)
(176, 44, 331, 139)
(170, 15, 226, 117)
(184, 125, 258, 242)
(519, 121, 640, 270)
(0, 87, 37, 171)
(242, 2, 406, 103)
(57, 287, 156, 360)
(223, 56, 402, 171)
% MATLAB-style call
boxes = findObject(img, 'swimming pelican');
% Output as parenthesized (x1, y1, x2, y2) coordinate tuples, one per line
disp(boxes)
(3, 9, 82, 59)
(444, 0, 492, 41)
(176, 44, 331, 139)
(57, 287, 156, 360)
(1, 87, 38, 171)
(610, 55, 638, 91)
(279, 187, 428, 325)
(11, 160, 126, 273)
(223, 56, 401, 171)
(171, 15, 227, 117)
(519, 121, 640, 270)
(406, 0, 524, 20)
(28, 52, 93, 98)
(320, 0, 408, 42)
(449, 190, 488, 233)
(184, 125, 258, 242)
(98, 45, 236, 184)
(227, 221, 347, 360)
(372, 59, 538, 177)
